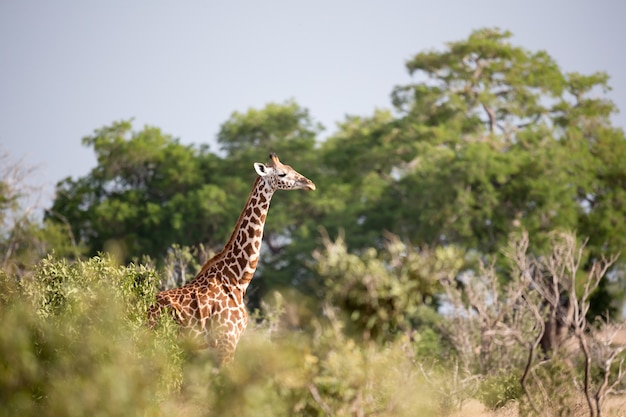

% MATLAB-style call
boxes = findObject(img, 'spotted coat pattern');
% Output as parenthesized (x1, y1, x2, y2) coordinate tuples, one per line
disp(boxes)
(147, 153, 315, 365)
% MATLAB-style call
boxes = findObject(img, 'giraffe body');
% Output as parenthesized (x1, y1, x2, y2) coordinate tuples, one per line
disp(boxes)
(147, 153, 315, 364)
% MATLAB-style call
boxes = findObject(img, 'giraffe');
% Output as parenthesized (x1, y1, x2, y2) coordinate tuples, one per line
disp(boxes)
(147, 153, 316, 365)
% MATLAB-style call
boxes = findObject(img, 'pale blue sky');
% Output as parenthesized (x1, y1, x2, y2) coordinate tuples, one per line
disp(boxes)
(1, 1, 625, 208)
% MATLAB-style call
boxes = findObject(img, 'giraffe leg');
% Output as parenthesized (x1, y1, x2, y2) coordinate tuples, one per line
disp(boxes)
(213, 333, 238, 366)
(204, 306, 246, 366)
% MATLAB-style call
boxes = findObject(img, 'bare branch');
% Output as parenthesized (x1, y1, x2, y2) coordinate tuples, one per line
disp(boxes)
(482, 103, 497, 133)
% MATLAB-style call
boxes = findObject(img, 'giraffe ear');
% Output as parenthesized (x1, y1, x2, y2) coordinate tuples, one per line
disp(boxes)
(254, 162, 269, 177)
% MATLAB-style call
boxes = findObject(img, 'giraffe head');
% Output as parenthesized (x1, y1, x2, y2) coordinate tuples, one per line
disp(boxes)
(253, 153, 316, 191)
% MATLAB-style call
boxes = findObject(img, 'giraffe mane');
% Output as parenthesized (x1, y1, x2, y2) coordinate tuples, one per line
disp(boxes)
(195, 176, 264, 279)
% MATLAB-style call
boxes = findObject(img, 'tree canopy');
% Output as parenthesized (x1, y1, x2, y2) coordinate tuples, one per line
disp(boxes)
(321, 28, 625, 260)
(47, 120, 232, 261)
(44, 28, 626, 314)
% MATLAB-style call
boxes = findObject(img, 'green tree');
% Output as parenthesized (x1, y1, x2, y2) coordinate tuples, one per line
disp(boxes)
(320, 28, 625, 254)
(317, 110, 404, 249)
(391, 28, 625, 257)
(47, 102, 325, 297)
(47, 120, 234, 262)
(316, 28, 625, 315)
(217, 100, 321, 161)
(216, 101, 324, 295)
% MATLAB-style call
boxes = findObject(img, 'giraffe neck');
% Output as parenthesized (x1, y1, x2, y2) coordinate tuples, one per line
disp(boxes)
(198, 176, 274, 292)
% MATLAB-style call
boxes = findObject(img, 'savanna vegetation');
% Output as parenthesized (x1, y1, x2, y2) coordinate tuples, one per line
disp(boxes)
(2, 28, 626, 416)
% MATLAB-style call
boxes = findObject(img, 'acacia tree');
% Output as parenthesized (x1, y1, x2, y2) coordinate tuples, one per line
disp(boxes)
(388, 28, 624, 254)
(318, 28, 626, 314)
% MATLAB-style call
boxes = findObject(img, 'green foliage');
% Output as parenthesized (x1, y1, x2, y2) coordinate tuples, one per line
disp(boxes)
(477, 370, 524, 410)
(47, 120, 234, 262)
(0, 255, 183, 417)
(299, 326, 435, 417)
(314, 231, 464, 344)
(169, 325, 438, 417)
(1, 254, 444, 417)
(315, 27, 626, 316)
(217, 99, 322, 160)
(374, 27, 625, 260)
(316, 110, 403, 249)
(410, 307, 450, 359)
(0, 238, 620, 417)
(24, 255, 159, 322)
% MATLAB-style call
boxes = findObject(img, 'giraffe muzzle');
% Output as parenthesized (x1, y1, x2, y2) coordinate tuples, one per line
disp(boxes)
(300, 178, 316, 191)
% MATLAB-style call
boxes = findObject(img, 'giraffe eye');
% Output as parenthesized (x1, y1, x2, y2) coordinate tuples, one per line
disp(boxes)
(278, 172, 287, 178)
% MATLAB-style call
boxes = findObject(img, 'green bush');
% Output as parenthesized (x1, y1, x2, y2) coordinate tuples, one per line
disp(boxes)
(313, 232, 464, 345)
(190, 318, 438, 417)
(1, 254, 445, 417)
(0, 255, 183, 417)
(477, 370, 523, 410)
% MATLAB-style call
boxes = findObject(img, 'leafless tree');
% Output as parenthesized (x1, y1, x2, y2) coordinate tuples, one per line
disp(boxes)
(440, 259, 534, 375)
(515, 232, 621, 417)
(0, 150, 45, 271)
(588, 321, 626, 417)
(441, 231, 624, 416)
(146, 242, 215, 290)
